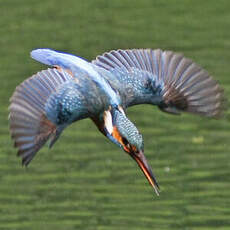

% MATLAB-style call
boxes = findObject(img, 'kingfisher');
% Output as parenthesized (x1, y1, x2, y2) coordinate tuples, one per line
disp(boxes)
(9, 48, 225, 195)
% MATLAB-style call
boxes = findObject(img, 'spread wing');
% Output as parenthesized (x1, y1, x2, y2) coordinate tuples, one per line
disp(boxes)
(9, 68, 93, 166)
(9, 48, 123, 166)
(92, 49, 225, 118)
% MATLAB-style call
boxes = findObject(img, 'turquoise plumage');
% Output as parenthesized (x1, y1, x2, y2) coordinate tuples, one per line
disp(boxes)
(9, 48, 225, 195)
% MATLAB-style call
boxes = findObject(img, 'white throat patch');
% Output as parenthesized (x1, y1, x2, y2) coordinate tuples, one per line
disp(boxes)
(103, 109, 113, 134)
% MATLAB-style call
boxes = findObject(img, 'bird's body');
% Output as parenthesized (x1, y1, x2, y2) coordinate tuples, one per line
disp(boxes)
(9, 48, 225, 195)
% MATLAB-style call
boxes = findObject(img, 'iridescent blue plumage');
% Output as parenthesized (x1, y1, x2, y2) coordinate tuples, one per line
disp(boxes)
(112, 108, 143, 150)
(31, 49, 121, 107)
(9, 48, 225, 195)
(97, 66, 163, 107)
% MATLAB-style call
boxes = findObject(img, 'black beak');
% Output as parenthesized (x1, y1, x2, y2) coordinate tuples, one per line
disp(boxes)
(131, 150, 160, 195)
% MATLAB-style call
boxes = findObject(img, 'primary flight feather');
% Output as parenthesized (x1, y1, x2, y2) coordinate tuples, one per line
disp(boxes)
(9, 48, 225, 195)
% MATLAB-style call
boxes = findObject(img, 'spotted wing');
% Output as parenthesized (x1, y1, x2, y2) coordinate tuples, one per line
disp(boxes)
(9, 68, 90, 166)
(92, 49, 225, 118)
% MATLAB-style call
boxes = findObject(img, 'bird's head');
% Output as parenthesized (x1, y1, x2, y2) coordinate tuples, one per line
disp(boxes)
(102, 106, 160, 195)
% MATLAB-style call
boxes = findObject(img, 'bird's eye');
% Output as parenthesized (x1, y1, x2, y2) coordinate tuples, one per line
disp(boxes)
(122, 137, 129, 146)
(122, 137, 131, 152)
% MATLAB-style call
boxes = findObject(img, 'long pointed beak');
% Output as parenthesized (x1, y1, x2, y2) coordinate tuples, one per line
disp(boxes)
(131, 151, 160, 196)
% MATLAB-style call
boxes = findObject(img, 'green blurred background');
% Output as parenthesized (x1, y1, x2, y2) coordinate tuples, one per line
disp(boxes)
(1, 0, 230, 229)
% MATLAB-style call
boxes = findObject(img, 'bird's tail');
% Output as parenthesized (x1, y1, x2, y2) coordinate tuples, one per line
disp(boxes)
(9, 68, 72, 165)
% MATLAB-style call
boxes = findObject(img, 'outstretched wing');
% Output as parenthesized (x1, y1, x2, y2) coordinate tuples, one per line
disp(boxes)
(92, 49, 225, 118)
(9, 68, 90, 166)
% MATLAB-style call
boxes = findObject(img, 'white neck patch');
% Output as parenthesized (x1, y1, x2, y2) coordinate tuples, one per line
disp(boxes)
(103, 109, 113, 134)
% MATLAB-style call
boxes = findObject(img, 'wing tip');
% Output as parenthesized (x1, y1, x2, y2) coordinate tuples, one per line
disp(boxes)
(10, 114, 57, 166)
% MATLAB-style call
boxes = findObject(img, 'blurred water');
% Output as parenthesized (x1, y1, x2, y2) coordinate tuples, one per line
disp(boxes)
(0, 0, 230, 229)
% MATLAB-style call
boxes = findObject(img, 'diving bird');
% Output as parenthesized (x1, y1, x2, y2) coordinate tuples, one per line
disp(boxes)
(9, 48, 225, 195)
